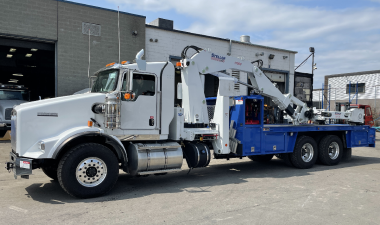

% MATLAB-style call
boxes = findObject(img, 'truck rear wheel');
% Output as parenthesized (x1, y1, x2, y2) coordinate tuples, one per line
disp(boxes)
(248, 154, 274, 162)
(318, 135, 343, 166)
(291, 136, 318, 169)
(57, 143, 119, 198)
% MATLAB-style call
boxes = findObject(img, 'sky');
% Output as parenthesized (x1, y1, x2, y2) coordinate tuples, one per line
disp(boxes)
(69, 0, 380, 87)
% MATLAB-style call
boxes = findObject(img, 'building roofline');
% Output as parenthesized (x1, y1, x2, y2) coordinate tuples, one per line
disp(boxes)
(325, 70, 380, 78)
(146, 24, 298, 54)
(57, 0, 145, 18)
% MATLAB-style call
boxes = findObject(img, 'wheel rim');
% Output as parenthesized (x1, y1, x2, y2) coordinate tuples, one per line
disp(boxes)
(328, 142, 340, 160)
(76, 157, 107, 187)
(301, 143, 314, 162)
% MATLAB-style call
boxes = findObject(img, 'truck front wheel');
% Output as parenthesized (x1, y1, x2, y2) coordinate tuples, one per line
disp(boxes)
(291, 136, 318, 169)
(57, 143, 119, 198)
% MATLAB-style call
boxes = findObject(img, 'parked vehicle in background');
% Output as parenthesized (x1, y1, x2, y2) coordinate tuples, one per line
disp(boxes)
(0, 84, 30, 138)
(335, 102, 374, 127)
(350, 104, 374, 127)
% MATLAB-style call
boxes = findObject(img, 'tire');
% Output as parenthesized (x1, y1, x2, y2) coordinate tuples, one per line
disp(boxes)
(57, 143, 119, 198)
(318, 135, 343, 166)
(248, 154, 274, 162)
(41, 166, 58, 180)
(342, 148, 352, 161)
(291, 136, 318, 169)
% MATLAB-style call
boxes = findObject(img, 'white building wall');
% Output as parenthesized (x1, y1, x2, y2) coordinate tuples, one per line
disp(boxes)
(312, 72, 380, 102)
(145, 27, 296, 95)
(327, 73, 380, 101)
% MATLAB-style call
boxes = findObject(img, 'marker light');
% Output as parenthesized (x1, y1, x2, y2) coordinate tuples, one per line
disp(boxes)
(121, 61, 129, 65)
(88, 121, 93, 127)
(124, 93, 131, 100)
(38, 141, 45, 150)
(106, 62, 116, 67)
(176, 62, 182, 67)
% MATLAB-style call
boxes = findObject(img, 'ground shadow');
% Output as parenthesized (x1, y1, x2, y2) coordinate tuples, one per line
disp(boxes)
(24, 155, 380, 204)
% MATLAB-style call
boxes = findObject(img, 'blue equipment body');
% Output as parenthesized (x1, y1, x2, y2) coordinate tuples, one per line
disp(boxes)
(208, 95, 376, 157)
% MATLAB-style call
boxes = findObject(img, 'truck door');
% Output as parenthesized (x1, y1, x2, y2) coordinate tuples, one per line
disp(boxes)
(365, 106, 374, 127)
(120, 71, 158, 130)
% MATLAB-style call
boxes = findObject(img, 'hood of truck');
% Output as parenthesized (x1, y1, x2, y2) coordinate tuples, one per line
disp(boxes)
(12, 92, 106, 156)
(0, 100, 28, 122)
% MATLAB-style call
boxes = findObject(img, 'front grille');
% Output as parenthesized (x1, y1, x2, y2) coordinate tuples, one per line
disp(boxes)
(5, 108, 12, 120)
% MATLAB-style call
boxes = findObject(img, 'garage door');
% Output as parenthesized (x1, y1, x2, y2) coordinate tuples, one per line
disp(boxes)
(0, 37, 55, 100)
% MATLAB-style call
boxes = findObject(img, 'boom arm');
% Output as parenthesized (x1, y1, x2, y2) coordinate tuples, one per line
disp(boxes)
(180, 48, 311, 125)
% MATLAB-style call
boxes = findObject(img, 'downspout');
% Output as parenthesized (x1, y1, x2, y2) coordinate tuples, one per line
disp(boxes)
(227, 39, 232, 56)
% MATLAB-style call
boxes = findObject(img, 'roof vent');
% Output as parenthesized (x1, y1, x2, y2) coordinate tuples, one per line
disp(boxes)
(240, 35, 250, 43)
(148, 18, 173, 30)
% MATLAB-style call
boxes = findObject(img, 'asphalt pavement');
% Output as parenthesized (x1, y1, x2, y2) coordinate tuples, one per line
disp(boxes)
(0, 135, 380, 225)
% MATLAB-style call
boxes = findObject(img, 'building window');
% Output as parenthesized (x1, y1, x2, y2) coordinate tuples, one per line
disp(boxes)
(346, 83, 365, 94)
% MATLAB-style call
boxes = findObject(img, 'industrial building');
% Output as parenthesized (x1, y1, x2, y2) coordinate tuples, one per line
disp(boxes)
(312, 70, 380, 115)
(0, 0, 309, 105)
(0, 0, 146, 100)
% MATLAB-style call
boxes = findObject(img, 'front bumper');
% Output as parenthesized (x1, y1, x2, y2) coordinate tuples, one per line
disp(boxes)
(6, 151, 32, 179)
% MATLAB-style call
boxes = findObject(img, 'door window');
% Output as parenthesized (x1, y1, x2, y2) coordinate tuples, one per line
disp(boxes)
(366, 107, 372, 116)
(132, 74, 155, 98)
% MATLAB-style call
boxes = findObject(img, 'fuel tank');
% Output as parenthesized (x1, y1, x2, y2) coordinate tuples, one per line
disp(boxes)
(127, 142, 183, 176)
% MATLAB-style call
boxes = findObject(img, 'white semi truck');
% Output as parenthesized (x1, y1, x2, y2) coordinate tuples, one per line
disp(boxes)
(6, 46, 375, 198)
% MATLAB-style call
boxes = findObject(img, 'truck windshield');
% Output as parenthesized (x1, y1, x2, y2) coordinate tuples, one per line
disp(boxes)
(91, 69, 119, 93)
(0, 90, 29, 101)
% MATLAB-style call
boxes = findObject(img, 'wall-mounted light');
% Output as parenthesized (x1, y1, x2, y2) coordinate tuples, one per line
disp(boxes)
(269, 54, 275, 59)
(255, 52, 264, 56)
(13, 74, 23, 76)
(25, 54, 32, 57)
(283, 56, 288, 59)
(6, 54, 12, 58)
(132, 30, 138, 36)
(9, 48, 16, 52)
(31, 48, 38, 51)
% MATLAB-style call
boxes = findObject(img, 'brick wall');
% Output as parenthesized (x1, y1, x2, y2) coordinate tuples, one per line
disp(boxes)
(0, 0, 58, 40)
(57, 1, 146, 96)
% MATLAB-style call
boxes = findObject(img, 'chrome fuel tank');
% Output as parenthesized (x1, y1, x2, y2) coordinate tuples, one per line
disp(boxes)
(127, 142, 183, 176)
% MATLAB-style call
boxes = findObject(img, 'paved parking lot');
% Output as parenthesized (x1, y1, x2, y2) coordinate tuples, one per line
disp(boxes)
(1, 136, 380, 225)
